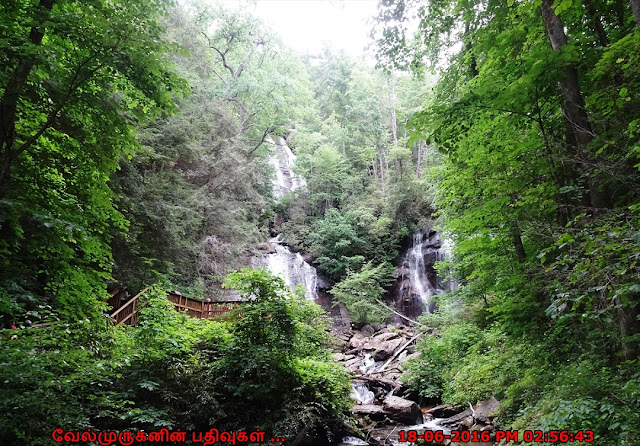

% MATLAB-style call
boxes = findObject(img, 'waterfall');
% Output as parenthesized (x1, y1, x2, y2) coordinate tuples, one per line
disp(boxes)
(350, 383, 375, 405)
(268, 136, 305, 198)
(253, 235, 319, 300)
(254, 137, 318, 299)
(407, 231, 434, 307)
(394, 228, 454, 318)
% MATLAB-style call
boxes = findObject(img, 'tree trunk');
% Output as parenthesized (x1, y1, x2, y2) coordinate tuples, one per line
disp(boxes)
(464, 22, 479, 77)
(584, 0, 609, 47)
(540, 0, 593, 149)
(511, 221, 526, 263)
(539, 0, 611, 209)
(631, 0, 640, 31)
(387, 79, 398, 145)
(616, 297, 640, 361)
(616, 0, 626, 27)
(415, 140, 424, 177)
(0, 0, 56, 192)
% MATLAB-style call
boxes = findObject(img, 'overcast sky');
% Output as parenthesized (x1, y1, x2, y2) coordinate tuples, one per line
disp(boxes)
(215, 0, 380, 57)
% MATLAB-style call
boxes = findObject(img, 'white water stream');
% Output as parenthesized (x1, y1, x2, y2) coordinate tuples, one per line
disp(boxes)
(407, 231, 435, 306)
(261, 235, 318, 300)
(268, 136, 305, 198)
(398, 228, 455, 315)
(253, 136, 319, 299)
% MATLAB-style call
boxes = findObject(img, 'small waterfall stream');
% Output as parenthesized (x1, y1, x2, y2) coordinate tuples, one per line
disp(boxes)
(394, 228, 454, 320)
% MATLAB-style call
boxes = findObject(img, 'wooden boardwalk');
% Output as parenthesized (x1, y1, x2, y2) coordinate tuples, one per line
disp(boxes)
(108, 288, 243, 326)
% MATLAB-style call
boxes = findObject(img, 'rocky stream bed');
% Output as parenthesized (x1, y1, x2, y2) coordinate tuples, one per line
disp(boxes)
(332, 323, 500, 446)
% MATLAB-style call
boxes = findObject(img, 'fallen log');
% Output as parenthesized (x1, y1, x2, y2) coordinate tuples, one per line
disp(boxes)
(376, 299, 427, 328)
(375, 332, 423, 373)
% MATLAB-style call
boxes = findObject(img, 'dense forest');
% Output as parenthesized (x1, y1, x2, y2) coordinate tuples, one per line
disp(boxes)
(0, 0, 639, 445)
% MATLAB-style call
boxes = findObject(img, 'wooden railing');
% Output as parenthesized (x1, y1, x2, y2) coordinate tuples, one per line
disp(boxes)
(109, 287, 148, 326)
(108, 288, 243, 326)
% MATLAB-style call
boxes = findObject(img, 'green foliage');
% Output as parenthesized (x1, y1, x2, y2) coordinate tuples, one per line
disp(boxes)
(0, 277, 350, 445)
(308, 208, 367, 279)
(402, 315, 482, 398)
(0, 0, 186, 321)
(280, 49, 433, 286)
(330, 261, 395, 324)
(375, 1, 640, 441)
(109, 4, 323, 296)
(210, 268, 351, 439)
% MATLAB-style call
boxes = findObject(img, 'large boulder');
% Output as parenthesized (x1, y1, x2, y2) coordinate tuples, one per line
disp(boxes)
(360, 324, 376, 337)
(371, 337, 405, 361)
(363, 332, 405, 360)
(439, 408, 473, 429)
(367, 332, 401, 345)
(473, 396, 500, 423)
(255, 242, 276, 253)
(353, 404, 386, 421)
(349, 332, 368, 350)
(425, 404, 465, 418)
(383, 396, 421, 424)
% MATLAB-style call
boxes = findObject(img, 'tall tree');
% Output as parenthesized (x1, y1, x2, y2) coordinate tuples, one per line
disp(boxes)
(0, 0, 184, 319)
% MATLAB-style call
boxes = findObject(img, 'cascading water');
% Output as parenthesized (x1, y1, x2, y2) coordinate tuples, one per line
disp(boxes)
(350, 383, 375, 405)
(394, 228, 454, 319)
(407, 231, 434, 307)
(268, 136, 305, 198)
(258, 235, 318, 300)
(358, 353, 377, 375)
(252, 136, 320, 300)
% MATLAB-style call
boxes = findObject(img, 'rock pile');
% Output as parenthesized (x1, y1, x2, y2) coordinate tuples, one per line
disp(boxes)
(336, 324, 500, 446)
(336, 323, 420, 381)
(335, 323, 424, 442)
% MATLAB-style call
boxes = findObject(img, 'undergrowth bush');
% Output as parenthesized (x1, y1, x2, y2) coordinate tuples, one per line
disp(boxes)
(401, 295, 640, 446)
(0, 275, 351, 445)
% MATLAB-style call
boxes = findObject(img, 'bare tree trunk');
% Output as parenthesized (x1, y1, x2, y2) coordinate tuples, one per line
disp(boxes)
(390, 107, 398, 145)
(540, 0, 593, 149)
(631, 0, 640, 31)
(617, 299, 640, 360)
(464, 22, 479, 77)
(416, 140, 424, 177)
(378, 151, 388, 199)
(0, 0, 56, 193)
(387, 78, 398, 145)
(540, 0, 611, 209)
